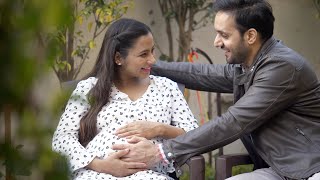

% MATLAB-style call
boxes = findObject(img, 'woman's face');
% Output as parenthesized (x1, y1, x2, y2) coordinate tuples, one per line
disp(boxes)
(116, 32, 156, 80)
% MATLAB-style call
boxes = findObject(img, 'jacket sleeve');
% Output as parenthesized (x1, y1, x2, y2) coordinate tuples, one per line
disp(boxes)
(162, 59, 302, 167)
(151, 60, 234, 93)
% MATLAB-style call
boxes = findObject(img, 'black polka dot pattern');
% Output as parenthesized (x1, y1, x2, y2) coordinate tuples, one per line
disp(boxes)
(52, 75, 198, 180)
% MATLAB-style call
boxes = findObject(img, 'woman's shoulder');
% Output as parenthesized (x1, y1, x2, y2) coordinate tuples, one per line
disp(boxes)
(77, 77, 97, 86)
(73, 77, 97, 93)
(150, 75, 178, 90)
(151, 75, 176, 85)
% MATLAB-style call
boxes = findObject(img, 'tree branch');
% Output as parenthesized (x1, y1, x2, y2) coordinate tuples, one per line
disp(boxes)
(314, 0, 320, 15)
(158, 0, 174, 60)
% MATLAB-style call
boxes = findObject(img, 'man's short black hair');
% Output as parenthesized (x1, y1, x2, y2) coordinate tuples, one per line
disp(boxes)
(213, 0, 275, 41)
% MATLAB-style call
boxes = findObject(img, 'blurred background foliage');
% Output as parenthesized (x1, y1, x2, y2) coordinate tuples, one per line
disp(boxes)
(0, 0, 73, 179)
(0, 0, 131, 179)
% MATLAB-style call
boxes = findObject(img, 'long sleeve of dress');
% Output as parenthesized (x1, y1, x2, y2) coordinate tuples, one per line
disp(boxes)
(52, 77, 98, 172)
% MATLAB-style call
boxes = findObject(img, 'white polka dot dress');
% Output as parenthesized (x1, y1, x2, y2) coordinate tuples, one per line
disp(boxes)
(52, 75, 198, 180)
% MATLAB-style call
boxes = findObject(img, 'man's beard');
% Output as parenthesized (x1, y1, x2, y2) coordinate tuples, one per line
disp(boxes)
(227, 42, 249, 65)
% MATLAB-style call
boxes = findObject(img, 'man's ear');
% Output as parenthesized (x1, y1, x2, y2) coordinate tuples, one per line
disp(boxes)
(246, 28, 258, 45)
(114, 52, 122, 65)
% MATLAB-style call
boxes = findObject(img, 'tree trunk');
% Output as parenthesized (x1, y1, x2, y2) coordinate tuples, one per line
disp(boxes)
(4, 105, 13, 180)
(159, 0, 174, 61)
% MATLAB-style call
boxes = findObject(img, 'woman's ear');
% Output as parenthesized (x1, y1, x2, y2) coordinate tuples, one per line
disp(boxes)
(114, 52, 122, 65)
(246, 28, 258, 45)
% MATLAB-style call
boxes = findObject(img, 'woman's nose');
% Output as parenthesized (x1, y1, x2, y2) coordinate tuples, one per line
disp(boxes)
(148, 54, 156, 65)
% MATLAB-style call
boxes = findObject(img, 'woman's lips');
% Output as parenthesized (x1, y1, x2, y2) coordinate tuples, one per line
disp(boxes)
(141, 67, 151, 73)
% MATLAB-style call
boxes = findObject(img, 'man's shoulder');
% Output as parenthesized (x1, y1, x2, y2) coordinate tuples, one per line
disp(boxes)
(260, 39, 306, 70)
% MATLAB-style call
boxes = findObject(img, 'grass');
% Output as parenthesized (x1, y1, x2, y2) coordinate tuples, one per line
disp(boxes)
(232, 164, 254, 176)
(179, 163, 253, 180)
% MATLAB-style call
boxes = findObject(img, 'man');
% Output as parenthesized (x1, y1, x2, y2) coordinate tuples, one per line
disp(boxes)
(113, 0, 320, 179)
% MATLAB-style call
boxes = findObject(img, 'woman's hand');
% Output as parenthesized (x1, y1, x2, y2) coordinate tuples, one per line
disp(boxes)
(115, 121, 163, 139)
(112, 136, 161, 168)
(87, 149, 147, 177)
(115, 121, 185, 139)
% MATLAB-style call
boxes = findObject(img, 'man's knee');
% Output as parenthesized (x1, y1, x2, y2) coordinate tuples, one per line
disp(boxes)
(225, 168, 282, 180)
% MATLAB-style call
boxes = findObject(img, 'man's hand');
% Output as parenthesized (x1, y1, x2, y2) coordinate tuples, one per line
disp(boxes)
(115, 121, 163, 139)
(87, 149, 147, 177)
(112, 136, 161, 168)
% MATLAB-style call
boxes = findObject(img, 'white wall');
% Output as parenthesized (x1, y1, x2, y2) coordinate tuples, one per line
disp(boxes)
(273, 0, 320, 72)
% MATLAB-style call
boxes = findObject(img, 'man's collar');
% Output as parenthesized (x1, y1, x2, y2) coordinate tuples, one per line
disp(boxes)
(244, 36, 277, 72)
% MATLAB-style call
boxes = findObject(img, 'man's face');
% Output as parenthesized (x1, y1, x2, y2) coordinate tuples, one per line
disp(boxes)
(213, 12, 249, 64)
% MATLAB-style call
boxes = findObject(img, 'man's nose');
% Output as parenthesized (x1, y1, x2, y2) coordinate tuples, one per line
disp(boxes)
(214, 35, 222, 48)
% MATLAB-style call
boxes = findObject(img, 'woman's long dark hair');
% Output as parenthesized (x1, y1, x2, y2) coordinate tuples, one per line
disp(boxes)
(79, 18, 152, 146)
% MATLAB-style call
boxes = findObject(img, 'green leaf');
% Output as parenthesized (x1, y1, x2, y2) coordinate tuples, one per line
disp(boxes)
(71, 50, 78, 57)
(104, 15, 113, 23)
(16, 144, 24, 149)
(66, 63, 71, 71)
(95, 8, 102, 17)
(89, 40, 95, 49)
(57, 62, 65, 70)
(87, 21, 93, 32)
(76, 31, 82, 36)
(77, 16, 83, 25)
